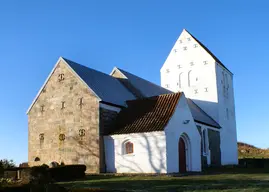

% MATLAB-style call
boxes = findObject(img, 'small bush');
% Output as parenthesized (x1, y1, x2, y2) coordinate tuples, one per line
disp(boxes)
(49, 165, 86, 181)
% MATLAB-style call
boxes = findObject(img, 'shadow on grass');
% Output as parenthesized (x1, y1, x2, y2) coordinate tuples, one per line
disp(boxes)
(60, 176, 269, 191)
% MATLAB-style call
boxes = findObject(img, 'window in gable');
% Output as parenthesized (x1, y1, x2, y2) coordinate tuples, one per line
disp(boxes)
(165, 84, 169, 88)
(193, 44, 198, 48)
(194, 89, 198, 94)
(177, 64, 181, 69)
(190, 61, 194, 66)
(204, 87, 208, 92)
(203, 61, 208, 65)
(179, 40, 183, 44)
(187, 37, 191, 41)
(79, 98, 83, 109)
(166, 69, 170, 73)
(183, 46, 187, 51)
(173, 49, 178, 53)
(41, 105, 45, 113)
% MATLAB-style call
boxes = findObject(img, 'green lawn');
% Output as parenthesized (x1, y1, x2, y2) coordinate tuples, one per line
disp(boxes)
(58, 172, 269, 192)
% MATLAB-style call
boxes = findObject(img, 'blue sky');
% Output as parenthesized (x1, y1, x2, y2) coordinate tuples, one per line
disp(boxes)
(0, 0, 268, 164)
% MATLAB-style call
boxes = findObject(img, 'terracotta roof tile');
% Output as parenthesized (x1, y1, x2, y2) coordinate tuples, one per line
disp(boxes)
(105, 92, 182, 135)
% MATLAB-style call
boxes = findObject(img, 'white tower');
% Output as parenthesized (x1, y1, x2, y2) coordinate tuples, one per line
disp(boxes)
(160, 29, 237, 165)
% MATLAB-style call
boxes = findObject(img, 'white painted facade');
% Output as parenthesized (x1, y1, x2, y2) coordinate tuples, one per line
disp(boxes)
(104, 93, 201, 173)
(160, 29, 238, 165)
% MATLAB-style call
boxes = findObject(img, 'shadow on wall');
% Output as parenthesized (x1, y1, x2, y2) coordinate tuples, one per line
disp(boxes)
(107, 132, 166, 173)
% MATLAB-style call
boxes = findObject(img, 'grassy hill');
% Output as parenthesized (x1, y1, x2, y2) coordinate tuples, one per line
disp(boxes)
(238, 142, 269, 159)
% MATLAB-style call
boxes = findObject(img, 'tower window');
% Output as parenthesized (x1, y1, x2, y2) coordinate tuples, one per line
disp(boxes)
(79, 129, 86, 137)
(183, 46, 187, 51)
(193, 44, 198, 48)
(165, 84, 169, 88)
(173, 49, 178, 53)
(166, 69, 170, 73)
(202, 128, 208, 155)
(39, 133, 44, 141)
(79, 98, 83, 108)
(190, 62, 194, 66)
(194, 89, 198, 94)
(203, 61, 208, 65)
(179, 40, 182, 44)
(177, 65, 181, 69)
(187, 37, 191, 41)
(204, 87, 208, 92)
(59, 134, 65, 141)
(178, 73, 183, 88)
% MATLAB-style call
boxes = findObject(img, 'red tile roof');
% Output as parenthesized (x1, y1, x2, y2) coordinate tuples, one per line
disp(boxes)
(105, 92, 182, 135)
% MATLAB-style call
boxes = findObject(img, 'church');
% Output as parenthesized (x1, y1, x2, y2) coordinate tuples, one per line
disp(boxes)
(27, 29, 238, 173)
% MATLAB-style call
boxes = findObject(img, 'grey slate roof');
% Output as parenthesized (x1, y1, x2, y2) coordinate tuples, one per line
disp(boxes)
(63, 58, 136, 106)
(117, 68, 172, 97)
(187, 99, 220, 128)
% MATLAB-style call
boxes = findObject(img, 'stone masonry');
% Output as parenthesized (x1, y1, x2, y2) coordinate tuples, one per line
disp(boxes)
(28, 60, 100, 173)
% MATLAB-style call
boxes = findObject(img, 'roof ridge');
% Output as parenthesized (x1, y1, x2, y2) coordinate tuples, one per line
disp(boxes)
(126, 92, 181, 103)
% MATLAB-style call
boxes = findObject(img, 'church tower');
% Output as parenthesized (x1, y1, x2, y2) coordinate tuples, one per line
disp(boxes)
(160, 29, 237, 165)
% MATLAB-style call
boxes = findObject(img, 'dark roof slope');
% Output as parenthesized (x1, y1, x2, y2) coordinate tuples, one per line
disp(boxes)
(105, 92, 181, 135)
(115, 67, 220, 128)
(63, 58, 136, 106)
(185, 29, 232, 74)
(187, 99, 220, 128)
(117, 68, 172, 97)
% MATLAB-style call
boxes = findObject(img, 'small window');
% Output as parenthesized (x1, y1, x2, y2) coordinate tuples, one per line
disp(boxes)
(194, 89, 198, 94)
(179, 40, 182, 44)
(41, 105, 45, 113)
(79, 98, 83, 108)
(177, 65, 181, 69)
(61, 101, 65, 109)
(58, 73, 65, 82)
(125, 141, 134, 154)
(226, 108, 229, 120)
(193, 44, 198, 48)
(34, 157, 40, 162)
(183, 46, 187, 51)
(187, 37, 191, 41)
(165, 84, 169, 88)
(190, 61, 194, 66)
(166, 69, 170, 73)
(203, 61, 208, 65)
(173, 49, 178, 53)
(202, 128, 208, 155)
(204, 87, 208, 92)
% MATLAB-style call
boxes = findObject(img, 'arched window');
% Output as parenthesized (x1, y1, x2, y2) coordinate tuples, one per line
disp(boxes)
(124, 141, 134, 154)
(201, 128, 208, 155)
(34, 157, 40, 162)
(188, 70, 192, 87)
(178, 72, 183, 88)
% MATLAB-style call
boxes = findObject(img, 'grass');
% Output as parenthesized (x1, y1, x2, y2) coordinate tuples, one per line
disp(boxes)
(58, 171, 269, 192)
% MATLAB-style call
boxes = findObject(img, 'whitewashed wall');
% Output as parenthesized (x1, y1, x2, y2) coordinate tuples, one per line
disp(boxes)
(161, 29, 238, 165)
(160, 29, 219, 122)
(165, 94, 201, 173)
(216, 64, 238, 165)
(104, 132, 167, 173)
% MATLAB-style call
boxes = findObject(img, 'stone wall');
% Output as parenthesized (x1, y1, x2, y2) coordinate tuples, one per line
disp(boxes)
(28, 60, 100, 173)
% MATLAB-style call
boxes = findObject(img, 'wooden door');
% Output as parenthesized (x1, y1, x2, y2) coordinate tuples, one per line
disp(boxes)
(179, 137, 187, 173)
